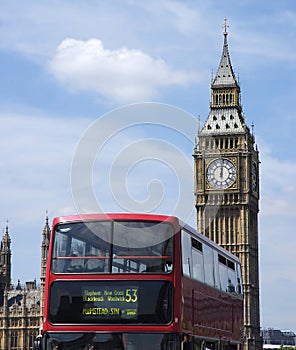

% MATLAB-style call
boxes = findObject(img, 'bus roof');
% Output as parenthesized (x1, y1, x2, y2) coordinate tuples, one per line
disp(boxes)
(52, 213, 178, 226)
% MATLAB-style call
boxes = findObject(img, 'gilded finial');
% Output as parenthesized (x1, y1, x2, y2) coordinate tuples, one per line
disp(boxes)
(223, 17, 229, 36)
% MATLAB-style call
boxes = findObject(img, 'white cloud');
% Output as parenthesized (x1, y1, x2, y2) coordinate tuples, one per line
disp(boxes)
(49, 38, 196, 103)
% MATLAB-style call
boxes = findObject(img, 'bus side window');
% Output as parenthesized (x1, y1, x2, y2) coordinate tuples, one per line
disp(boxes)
(181, 231, 192, 277)
(191, 241, 204, 282)
(203, 244, 215, 288)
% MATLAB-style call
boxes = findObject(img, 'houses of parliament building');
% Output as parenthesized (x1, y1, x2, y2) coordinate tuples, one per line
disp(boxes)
(0, 217, 50, 350)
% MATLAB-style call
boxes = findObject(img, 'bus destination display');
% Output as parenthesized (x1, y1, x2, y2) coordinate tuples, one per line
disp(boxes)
(82, 286, 138, 320)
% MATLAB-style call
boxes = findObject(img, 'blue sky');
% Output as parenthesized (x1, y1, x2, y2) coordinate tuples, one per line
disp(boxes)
(1, 0, 296, 332)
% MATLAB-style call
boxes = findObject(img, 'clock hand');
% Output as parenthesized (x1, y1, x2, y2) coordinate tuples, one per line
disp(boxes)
(220, 166, 223, 179)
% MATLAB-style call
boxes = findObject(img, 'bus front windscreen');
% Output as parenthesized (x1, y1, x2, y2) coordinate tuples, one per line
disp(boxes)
(49, 280, 173, 325)
(51, 220, 174, 274)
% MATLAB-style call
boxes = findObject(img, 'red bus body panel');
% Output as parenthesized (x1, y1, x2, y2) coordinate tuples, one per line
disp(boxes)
(181, 277, 243, 340)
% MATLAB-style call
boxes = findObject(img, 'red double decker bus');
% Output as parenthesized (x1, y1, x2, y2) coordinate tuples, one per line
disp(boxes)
(41, 213, 243, 350)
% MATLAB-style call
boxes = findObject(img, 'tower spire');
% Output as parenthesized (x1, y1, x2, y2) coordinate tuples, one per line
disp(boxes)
(199, 20, 244, 136)
(212, 18, 238, 89)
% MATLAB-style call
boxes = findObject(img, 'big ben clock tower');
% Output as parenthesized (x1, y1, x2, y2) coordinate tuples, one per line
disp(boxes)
(194, 20, 262, 350)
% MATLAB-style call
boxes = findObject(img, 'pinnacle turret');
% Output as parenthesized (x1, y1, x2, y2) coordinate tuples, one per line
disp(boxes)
(0, 223, 12, 292)
(40, 213, 51, 316)
(42, 213, 51, 246)
(2, 224, 11, 249)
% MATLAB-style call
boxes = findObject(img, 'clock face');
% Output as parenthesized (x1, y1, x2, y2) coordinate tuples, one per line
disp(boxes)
(207, 158, 236, 189)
